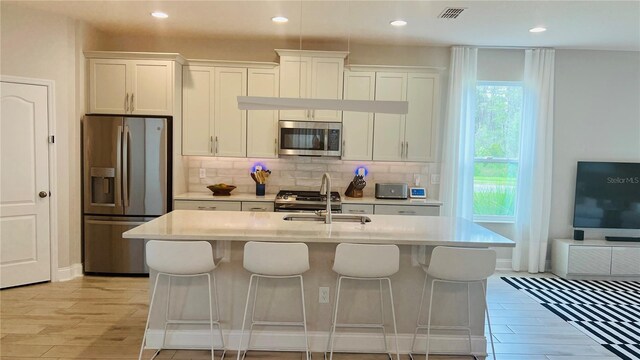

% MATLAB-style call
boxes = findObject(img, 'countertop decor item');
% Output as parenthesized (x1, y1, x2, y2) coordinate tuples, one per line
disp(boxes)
(207, 184, 237, 196)
(345, 175, 366, 198)
(250, 169, 271, 196)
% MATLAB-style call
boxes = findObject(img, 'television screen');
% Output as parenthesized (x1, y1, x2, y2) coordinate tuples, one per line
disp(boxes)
(573, 161, 640, 229)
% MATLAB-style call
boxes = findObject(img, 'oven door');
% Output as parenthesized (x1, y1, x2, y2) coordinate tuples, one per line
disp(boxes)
(279, 121, 341, 156)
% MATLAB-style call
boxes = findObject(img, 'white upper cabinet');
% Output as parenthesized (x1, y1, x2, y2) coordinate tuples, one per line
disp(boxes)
(276, 50, 347, 122)
(342, 70, 375, 160)
(373, 72, 407, 161)
(371, 70, 440, 162)
(214, 67, 247, 157)
(404, 73, 439, 162)
(247, 67, 279, 158)
(182, 65, 247, 157)
(89, 58, 174, 115)
(182, 66, 214, 156)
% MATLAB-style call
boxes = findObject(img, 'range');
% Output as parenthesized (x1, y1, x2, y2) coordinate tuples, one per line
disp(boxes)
(275, 190, 342, 213)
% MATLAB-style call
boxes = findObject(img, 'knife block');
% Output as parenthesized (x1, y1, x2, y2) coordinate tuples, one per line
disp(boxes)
(345, 183, 363, 198)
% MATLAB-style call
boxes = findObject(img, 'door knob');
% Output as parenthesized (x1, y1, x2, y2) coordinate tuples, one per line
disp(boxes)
(39, 191, 48, 198)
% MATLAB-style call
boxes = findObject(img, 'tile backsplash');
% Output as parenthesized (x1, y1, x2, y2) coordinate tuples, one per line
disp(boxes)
(186, 156, 440, 199)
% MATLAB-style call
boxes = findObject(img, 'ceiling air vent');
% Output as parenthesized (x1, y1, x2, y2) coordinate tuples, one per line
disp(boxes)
(438, 7, 466, 19)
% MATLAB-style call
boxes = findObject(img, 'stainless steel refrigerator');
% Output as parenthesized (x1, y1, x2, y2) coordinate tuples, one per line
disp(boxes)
(82, 115, 171, 274)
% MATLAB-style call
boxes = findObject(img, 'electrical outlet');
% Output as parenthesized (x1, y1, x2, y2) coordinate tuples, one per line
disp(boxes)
(319, 287, 330, 304)
(199, 168, 206, 179)
(431, 174, 440, 185)
(414, 174, 421, 186)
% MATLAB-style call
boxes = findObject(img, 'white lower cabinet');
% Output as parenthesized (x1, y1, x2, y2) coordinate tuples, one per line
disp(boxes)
(553, 239, 640, 279)
(174, 200, 241, 211)
(611, 247, 640, 275)
(374, 205, 440, 216)
(342, 204, 374, 215)
(568, 246, 612, 275)
(241, 202, 274, 212)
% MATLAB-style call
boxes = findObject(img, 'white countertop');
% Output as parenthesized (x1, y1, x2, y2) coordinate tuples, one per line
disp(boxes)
(342, 196, 442, 206)
(174, 192, 276, 202)
(174, 192, 442, 206)
(124, 210, 514, 247)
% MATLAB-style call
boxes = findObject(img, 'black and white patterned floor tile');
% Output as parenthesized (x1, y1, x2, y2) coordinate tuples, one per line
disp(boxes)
(502, 276, 640, 360)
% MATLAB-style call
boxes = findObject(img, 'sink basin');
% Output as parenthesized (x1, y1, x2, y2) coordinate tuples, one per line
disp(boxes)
(283, 214, 371, 224)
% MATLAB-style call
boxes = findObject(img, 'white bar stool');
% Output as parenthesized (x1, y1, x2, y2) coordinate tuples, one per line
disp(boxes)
(409, 246, 497, 360)
(326, 243, 400, 360)
(139, 240, 225, 360)
(236, 241, 311, 360)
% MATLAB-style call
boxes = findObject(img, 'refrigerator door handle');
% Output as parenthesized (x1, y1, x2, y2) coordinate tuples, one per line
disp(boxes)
(85, 219, 147, 226)
(123, 125, 130, 208)
(115, 125, 123, 207)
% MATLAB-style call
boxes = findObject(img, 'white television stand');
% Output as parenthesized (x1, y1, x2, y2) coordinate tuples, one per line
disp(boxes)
(552, 239, 640, 280)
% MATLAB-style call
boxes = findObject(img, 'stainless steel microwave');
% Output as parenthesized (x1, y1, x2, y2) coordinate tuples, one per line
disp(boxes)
(279, 121, 342, 156)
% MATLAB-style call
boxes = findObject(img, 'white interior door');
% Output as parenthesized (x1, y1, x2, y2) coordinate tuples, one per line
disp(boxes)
(0, 81, 51, 288)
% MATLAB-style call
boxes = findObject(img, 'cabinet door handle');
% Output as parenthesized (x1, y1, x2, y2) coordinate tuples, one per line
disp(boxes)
(398, 210, 415, 215)
(349, 209, 365, 213)
(274, 138, 278, 156)
(400, 141, 405, 158)
(130, 93, 134, 112)
(125, 93, 129, 112)
(341, 139, 345, 157)
(312, 109, 316, 119)
(405, 142, 409, 159)
(215, 136, 218, 154)
(197, 206, 217, 210)
(250, 207, 266, 211)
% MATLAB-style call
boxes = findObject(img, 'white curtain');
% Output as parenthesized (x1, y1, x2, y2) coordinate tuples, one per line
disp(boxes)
(512, 48, 556, 273)
(440, 46, 477, 220)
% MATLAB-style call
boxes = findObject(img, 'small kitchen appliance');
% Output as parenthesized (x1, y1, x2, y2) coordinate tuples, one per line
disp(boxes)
(275, 190, 342, 213)
(410, 187, 427, 198)
(279, 121, 341, 156)
(375, 183, 409, 199)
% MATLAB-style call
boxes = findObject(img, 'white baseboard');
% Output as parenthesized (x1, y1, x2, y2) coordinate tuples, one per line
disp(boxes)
(496, 258, 512, 271)
(57, 263, 83, 282)
(145, 329, 487, 355)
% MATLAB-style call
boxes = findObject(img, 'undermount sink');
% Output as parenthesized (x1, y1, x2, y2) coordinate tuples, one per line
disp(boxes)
(283, 214, 371, 224)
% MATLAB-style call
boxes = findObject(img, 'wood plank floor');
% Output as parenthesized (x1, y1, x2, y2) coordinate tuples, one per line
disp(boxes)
(0, 272, 620, 360)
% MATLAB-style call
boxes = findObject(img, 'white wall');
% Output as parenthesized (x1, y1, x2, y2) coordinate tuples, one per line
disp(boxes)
(551, 50, 640, 241)
(1, 2, 105, 269)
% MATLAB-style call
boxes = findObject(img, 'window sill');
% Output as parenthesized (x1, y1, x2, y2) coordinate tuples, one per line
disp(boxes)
(474, 218, 516, 224)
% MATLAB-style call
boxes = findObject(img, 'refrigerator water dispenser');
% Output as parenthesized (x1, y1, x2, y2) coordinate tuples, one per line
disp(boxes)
(90, 167, 115, 206)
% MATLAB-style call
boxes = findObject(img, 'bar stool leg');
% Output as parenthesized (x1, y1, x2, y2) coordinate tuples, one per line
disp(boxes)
(410, 273, 429, 356)
(205, 274, 217, 360)
(138, 273, 162, 360)
(324, 275, 340, 360)
(212, 273, 226, 358)
(245, 277, 261, 355)
(386, 278, 400, 360)
(299, 275, 311, 360)
(466, 283, 473, 356)
(328, 276, 343, 360)
(160, 276, 171, 352)
(425, 279, 437, 360)
(481, 282, 496, 360)
(237, 274, 256, 360)
(378, 279, 390, 357)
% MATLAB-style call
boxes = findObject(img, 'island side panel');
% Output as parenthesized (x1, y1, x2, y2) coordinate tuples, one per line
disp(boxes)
(145, 242, 489, 353)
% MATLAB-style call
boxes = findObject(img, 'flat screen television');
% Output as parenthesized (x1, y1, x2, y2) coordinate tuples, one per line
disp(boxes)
(573, 161, 640, 229)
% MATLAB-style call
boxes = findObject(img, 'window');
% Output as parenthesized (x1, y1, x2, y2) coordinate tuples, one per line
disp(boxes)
(473, 82, 523, 222)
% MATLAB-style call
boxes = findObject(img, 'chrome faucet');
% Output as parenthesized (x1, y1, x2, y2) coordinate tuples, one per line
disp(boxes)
(319, 172, 332, 224)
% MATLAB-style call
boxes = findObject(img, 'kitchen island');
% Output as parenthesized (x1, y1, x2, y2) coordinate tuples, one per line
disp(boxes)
(124, 210, 514, 355)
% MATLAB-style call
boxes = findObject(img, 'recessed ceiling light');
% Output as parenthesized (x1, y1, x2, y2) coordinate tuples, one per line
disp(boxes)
(390, 20, 408, 27)
(272, 16, 289, 23)
(151, 11, 168, 19)
(529, 27, 547, 33)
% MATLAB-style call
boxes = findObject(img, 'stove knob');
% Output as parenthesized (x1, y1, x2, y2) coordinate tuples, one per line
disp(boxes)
(283, 195, 289, 200)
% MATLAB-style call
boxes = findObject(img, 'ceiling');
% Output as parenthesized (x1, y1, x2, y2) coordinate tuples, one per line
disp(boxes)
(13, 1, 640, 50)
